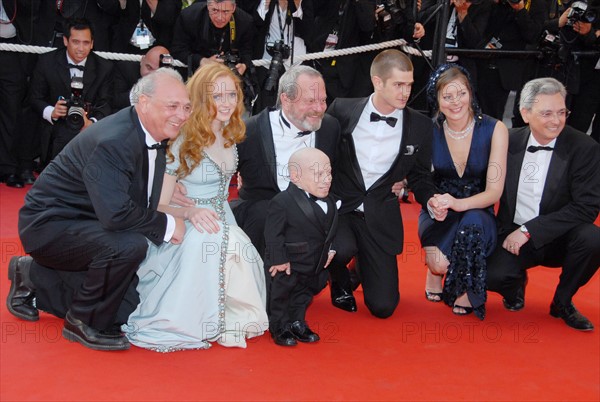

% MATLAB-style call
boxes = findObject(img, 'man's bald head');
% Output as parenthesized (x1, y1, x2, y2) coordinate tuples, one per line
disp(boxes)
(288, 148, 332, 199)
(140, 46, 170, 77)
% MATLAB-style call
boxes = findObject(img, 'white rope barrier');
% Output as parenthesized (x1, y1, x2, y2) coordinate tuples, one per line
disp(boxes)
(1, 40, 431, 69)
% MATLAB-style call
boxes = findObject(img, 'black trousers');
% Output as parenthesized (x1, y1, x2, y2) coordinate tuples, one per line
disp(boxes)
(26, 220, 149, 330)
(477, 65, 510, 121)
(0, 41, 27, 176)
(328, 213, 400, 318)
(231, 199, 270, 257)
(268, 269, 328, 334)
(487, 224, 600, 305)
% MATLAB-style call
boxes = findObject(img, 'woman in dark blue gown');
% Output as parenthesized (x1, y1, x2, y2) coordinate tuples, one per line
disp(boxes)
(419, 64, 508, 319)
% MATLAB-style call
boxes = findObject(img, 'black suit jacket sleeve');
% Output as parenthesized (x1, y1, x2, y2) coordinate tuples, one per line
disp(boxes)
(264, 195, 289, 267)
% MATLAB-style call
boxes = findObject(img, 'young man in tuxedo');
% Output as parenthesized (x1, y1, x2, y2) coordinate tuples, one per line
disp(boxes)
(487, 77, 600, 331)
(29, 18, 113, 165)
(264, 147, 338, 346)
(326, 49, 439, 318)
(7, 68, 189, 351)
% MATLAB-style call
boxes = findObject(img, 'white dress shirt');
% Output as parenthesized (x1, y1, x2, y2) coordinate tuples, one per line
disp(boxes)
(269, 109, 316, 191)
(353, 95, 403, 211)
(514, 134, 557, 225)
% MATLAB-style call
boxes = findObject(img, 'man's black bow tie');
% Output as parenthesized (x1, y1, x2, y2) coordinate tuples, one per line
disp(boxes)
(68, 63, 85, 71)
(309, 194, 327, 202)
(527, 145, 554, 153)
(370, 112, 397, 127)
(146, 141, 168, 150)
(296, 130, 312, 137)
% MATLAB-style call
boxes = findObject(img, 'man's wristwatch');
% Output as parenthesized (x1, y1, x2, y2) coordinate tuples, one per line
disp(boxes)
(520, 225, 531, 239)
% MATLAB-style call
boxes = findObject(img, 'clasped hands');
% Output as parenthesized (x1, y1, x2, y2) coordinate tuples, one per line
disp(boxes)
(427, 193, 460, 221)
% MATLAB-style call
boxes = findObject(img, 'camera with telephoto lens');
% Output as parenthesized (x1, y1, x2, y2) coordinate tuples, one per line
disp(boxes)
(566, 1, 597, 26)
(65, 76, 88, 131)
(264, 40, 291, 92)
(376, 0, 408, 39)
(159, 53, 174, 68)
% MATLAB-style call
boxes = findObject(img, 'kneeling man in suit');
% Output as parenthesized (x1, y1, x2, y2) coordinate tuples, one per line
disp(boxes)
(487, 77, 600, 331)
(7, 68, 189, 350)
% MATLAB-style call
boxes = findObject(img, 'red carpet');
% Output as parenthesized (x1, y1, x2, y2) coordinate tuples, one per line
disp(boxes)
(1, 184, 598, 401)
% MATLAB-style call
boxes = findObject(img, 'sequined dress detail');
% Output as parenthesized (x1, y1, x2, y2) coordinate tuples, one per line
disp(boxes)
(123, 142, 268, 351)
(418, 115, 499, 320)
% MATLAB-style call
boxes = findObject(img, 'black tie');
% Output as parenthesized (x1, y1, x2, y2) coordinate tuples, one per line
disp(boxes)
(146, 141, 168, 150)
(296, 130, 312, 137)
(370, 112, 397, 127)
(309, 194, 326, 202)
(527, 145, 554, 153)
(68, 63, 85, 71)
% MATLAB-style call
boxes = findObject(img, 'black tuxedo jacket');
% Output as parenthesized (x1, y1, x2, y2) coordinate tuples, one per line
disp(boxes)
(111, 0, 182, 54)
(171, 2, 256, 71)
(237, 107, 341, 202)
(264, 182, 338, 274)
(29, 48, 113, 159)
(19, 107, 168, 251)
(327, 97, 437, 255)
(241, 0, 315, 59)
(496, 125, 600, 249)
(2, 0, 38, 44)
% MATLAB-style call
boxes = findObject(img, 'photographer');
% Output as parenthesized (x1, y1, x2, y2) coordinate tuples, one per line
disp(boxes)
(30, 18, 113, 166)
(476, 0, 547, 121)
(242, 0, 315, 113)
(541, 0, 600, 135)
(171, 0, 255, 75)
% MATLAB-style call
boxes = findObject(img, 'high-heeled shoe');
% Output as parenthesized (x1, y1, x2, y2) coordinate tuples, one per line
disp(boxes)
(452, 305, 473, 316)
(425, 291, 443, 302)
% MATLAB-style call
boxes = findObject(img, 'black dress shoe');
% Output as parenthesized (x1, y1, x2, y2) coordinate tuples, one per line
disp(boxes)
(2, 174, 24, 188)
(550, 301, 594, 331)
(330, 285, 357, 312)
(290, 320, 320, 343)
(272, 329, 297, 347)
(18, 169, 36, 185)
(502, 273, 528, 312)
(62, 311, 131, 351)
(6, 256, 39, 321)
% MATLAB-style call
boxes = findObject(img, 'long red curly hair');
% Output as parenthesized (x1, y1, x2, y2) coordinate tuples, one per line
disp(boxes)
(168, 63, 246, 179)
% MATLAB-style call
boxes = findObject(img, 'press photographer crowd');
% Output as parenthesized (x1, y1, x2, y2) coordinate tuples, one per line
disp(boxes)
(1, 0, 599, 352)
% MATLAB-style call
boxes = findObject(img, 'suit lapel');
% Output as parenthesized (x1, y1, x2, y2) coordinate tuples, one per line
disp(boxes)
(258, 109, 279, 189)
(506, 127, 530, 218)
(57, 50, 72, 92)
(342, 98, 369, 190)
(539, 131, 568, 213)
(288, 183, 322, 232)
(82, 53, 96, 100)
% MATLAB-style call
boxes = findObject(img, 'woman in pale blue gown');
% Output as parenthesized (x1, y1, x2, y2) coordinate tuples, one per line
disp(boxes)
(123, 64, 268, 352)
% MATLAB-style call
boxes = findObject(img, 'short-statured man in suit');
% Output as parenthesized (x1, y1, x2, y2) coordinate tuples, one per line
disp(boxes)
(29, 18, 113, 165)
(264, 147, 338, 347)
(487, 77, 600, 331)
(231, 65, 339, 254)
(7, 68, 190, 351)
(326, 49, 438, 318)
